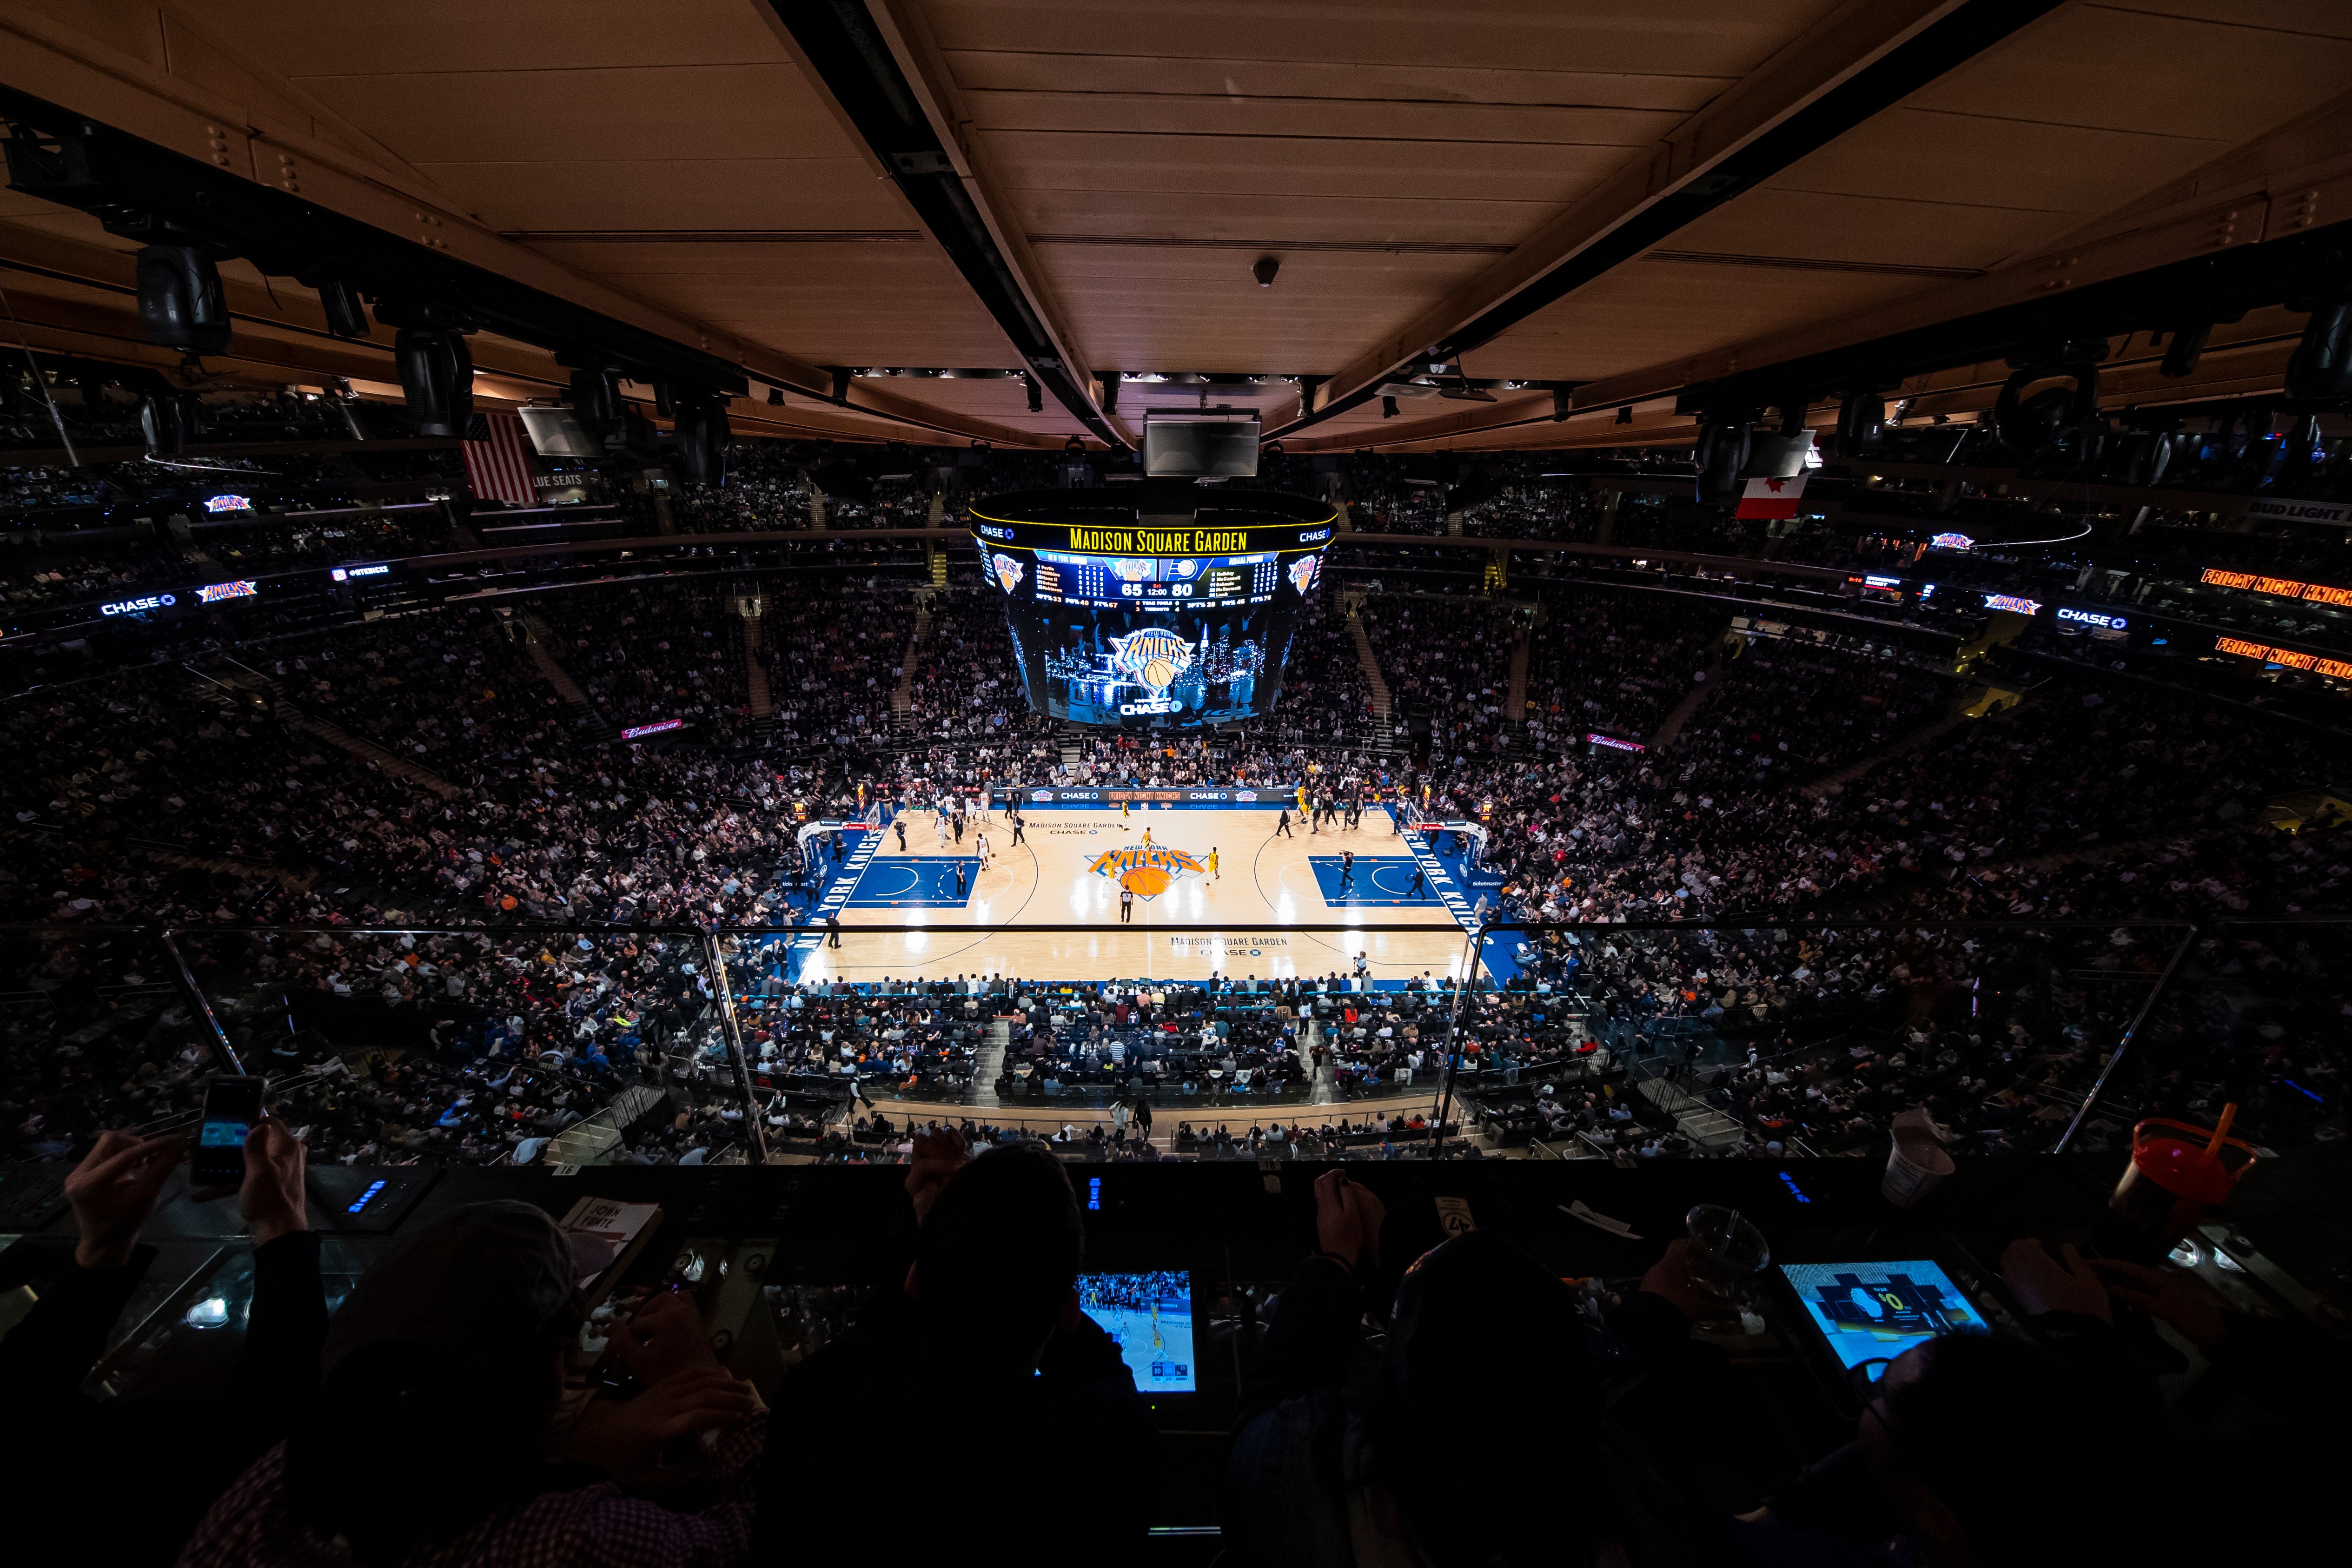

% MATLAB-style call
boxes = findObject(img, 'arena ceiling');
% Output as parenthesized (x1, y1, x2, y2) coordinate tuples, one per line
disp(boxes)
(2, 1, 2350, 455)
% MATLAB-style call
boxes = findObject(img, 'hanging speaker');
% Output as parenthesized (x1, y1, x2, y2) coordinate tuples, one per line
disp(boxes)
(569, 365, 620, 437)
(1694, 421, 1750, 504)
(138, 392, 186, 455)
(394, 327, 474, 438)
(2284, 301, 2352, 404)
(673, 392, 729, 485)
(135, 245, 230, 354)
(313, 278, 371, 340)
(1835, 391, 1884, 452)
(1991, 364, 2097, 455)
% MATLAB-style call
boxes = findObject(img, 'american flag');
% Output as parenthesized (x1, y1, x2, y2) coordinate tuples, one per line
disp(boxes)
(1733, 472, 1808, 520)
(461, 411, 539, 506)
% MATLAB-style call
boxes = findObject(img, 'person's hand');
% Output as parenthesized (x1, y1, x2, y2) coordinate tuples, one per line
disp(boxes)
(1999, 1239, 2111, 1324)
(609, 1289, 719, 1385)
(1639, 1239, 1721, 1322)
(64, 1131, 182, 1270)
(565, 1367, 762, 1487)
(2089, 1258, 2229, 1350)
(1314, 1168, 1384, 1271)
(904, 1125, 970, 1224)
(239, 1118, 309, 1247)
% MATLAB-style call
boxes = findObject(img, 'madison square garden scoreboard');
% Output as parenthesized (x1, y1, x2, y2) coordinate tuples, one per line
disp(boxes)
(969, 487, 1337, 729)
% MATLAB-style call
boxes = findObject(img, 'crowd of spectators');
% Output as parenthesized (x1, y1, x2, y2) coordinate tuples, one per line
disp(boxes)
(1, 499, 2348, 1172)
(901, 588, 1035, 741)
(758, 576, 907, 748)
(1273, 589, 1375, 739)
(1360, 594, 1524, 757)
(535, 582, 759, 749)
(1522, 586, 1727, 749)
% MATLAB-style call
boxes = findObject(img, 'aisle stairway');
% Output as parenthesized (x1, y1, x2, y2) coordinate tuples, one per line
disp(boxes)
(1645, 624, 1730, 750)
(1635, 1076, 1746, 1151)
(199, 661, 460, 799)
(1348, 604, 1402, 753)
(520, 613, 616, 741)
(966, 1018, 1007, 1108)
(893, 594, 932, 730)
(734, 598, 773, 727)
(1800, 701, 1974, 800)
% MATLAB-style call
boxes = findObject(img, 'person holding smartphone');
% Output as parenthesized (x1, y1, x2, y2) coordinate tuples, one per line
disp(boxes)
(0, 1111, 319, 1568)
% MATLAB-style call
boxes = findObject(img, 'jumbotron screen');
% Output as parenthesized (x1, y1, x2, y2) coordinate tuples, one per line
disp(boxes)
(971, 487, 1336, 728)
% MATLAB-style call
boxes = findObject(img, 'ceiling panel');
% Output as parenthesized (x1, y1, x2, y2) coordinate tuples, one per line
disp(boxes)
(292, 66, 866, 166)
(921, 0, 1842, 77)
(9, 0, 2350, 451)
(174, 0, 793, 75)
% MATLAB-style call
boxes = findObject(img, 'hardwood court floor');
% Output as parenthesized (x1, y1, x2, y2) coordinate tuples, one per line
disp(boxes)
(798, 807, 1474, 986)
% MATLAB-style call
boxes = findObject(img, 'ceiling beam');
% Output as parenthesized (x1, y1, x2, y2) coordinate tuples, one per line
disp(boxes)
(755, 0, 1123, 450)
(1269, 0, 2066, 441)
(1580, 93, 2352, 418)
(0, 11, 1057, 450)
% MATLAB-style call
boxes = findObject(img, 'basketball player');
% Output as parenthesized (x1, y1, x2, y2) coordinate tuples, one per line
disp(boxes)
(934, 809, 948, 850)
(1206, 847, 1219, 881)
(1141, 825, 1154, 848)
(975, 829, 991, 869)
(894, 818, 907, 852)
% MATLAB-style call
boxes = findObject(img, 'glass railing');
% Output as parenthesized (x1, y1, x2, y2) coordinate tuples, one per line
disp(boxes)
(2, 915, 2334, 1171)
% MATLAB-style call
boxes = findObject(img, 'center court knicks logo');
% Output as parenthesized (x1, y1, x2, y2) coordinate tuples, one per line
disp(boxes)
(1089, 844, 1206, 900)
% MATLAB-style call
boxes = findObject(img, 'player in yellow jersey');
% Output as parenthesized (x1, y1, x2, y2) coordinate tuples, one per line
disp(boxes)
(1141, 825, 1153, 848)
(1206, 847, 1219, 881)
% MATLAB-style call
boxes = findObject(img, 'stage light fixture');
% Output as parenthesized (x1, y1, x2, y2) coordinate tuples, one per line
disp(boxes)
(1252, 256, 1279, 287)
(1382, 396, 1399, 419)
(1065, 435, 1085, 454)
(1616, 404, 1633, 425)
(1101, 373, 1120, 415)
(768, 386, 785, 406)
(1024, 373, 1043, 413)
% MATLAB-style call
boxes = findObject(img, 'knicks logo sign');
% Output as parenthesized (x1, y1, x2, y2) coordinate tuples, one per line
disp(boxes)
(1109, 628, 1194, 693)
(1088, 844, 1206, 899)
(992, 552, 1026, 593)
(1288, 555, 1320, 595)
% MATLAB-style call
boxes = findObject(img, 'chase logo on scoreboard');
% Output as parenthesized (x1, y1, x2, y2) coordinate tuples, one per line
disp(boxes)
(991, 552, 1026, 594)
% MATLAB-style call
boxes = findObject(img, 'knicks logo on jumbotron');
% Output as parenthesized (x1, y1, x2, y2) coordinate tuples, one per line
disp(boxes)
(992, 552, 1025, 593)
(1088, 844, 1206, 900)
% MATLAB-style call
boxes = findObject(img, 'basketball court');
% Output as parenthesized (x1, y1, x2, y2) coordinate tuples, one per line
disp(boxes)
(784, 804, 1486, 986)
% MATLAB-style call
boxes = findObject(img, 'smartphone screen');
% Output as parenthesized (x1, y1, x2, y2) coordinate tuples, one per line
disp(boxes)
(193, 1075, 266, 1187)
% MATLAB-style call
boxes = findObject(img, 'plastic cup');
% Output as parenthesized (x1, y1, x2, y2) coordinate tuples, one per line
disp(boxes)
(1685, 1204, 1770, 1300)
(1882, 1108, 1955, 1209)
